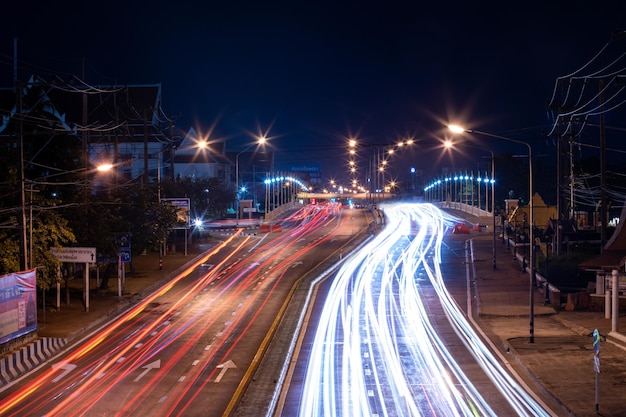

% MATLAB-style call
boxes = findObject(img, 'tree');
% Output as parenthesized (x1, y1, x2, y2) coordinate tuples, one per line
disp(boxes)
(120, 184, 178, 255)
(0, 228, 20, 274)
(31, 211, 76, 289)
(0, 211, 75, 290)
(161, 177, 234, 220)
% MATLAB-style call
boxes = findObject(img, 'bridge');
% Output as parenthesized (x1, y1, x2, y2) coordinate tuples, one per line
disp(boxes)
(295, 192, 398, 203)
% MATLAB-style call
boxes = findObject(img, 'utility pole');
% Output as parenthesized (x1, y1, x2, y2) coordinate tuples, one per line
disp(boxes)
(144, 108, 149, 183)
(553, 103, 568, 257)
(569, 123, 576, 220)
(18, 82, 28, 271)
(170, 121, 175, 181)
(599, 79, 607, 251)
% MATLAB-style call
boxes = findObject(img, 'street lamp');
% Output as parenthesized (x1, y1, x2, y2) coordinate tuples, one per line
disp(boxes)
(24, 162, 113, 269)
(236, 136, 267, 226)
(449, 124, 535, 343)
(444, 139, 497, 270)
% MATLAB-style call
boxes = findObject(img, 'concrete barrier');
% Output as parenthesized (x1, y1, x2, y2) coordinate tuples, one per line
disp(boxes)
(260, 224, 282, 233)
(0, 337, 66, 386)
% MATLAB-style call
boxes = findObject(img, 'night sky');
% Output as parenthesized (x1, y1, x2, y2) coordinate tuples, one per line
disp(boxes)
(2, 2, 625, 185)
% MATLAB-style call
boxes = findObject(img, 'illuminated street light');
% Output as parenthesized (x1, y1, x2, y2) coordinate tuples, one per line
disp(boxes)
(347, 138, 415, 203)
(24, 162, 113, 270)
(96, 163, 113, 172)
(449, 124, 535, 343)
(236, 136, 267, 226)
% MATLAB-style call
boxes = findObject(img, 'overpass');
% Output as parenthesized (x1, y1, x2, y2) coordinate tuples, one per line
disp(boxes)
(295, 192, 395, 203)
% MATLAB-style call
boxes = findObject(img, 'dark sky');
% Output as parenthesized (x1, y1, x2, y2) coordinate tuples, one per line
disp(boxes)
(2, 1, 626, 185)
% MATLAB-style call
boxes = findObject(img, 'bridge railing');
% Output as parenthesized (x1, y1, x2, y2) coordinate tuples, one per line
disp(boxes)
(263, 201, 303, 223)
(436, 201, 493, 224)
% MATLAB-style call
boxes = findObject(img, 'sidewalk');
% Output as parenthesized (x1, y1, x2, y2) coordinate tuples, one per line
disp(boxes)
(0, 242, 215, 386)
(37, 242, 213, 340)
(470, 234, 626, 417)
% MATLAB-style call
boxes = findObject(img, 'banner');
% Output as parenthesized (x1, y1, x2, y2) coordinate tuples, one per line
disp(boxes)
(0, 269, 37, 345)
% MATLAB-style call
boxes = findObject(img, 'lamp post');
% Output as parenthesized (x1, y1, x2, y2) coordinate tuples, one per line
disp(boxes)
(444, 140, 496, 270)
(236, 137, 267, 226)
(449, 125, 535, 343)
(346, 138, 415, 205)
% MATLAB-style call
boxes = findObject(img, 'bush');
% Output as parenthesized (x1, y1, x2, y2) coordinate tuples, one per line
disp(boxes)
(537, 245, 598, 290)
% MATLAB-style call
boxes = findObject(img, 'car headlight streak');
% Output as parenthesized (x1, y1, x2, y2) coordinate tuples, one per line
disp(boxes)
(297, 203, 550, 417)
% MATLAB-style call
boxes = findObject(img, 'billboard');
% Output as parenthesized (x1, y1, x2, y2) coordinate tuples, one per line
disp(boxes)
(0, 269, 37, 345)
(161, 198, 191, 229)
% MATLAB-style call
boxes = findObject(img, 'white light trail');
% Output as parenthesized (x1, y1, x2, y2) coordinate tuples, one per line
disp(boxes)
(298, 203, 552, 417)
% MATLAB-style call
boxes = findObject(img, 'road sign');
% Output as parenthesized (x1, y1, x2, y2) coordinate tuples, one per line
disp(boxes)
(118, 249, 132, 263)
(116, 234, 132, 263)
(593, 328, 600, 355)
(115, 234, 130, 248)
(50, 247, 96, 263)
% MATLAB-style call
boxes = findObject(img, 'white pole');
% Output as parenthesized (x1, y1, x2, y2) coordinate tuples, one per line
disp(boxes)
(84, 262, 89, 313)
(118, 255, 122, 300)
(612, 269, 619, 332)
(56, 280, 61, 310)
(236, 153, 240, 226)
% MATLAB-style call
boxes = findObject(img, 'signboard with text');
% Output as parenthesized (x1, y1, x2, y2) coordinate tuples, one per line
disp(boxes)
(0, 269, 37, 344)
(50, 247, 96, 263)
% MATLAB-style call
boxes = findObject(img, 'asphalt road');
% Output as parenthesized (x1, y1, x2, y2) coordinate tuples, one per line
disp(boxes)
(265, 203, 557, 416)
(0, 203, 370, 417)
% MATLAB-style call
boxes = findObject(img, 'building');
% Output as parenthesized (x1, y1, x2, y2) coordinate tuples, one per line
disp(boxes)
(0, 76, 175, 186)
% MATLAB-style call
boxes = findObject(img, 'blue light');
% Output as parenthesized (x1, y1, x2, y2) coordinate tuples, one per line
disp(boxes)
(262, 175, 309, 191)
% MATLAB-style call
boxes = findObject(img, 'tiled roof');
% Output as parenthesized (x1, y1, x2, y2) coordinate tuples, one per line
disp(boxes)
(0, 77, 171, 142)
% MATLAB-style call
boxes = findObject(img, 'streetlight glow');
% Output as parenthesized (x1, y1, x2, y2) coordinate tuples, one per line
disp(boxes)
(448, 124, 465, 134)
(236, 136, 268, 226)
(96, 163, 113, 172)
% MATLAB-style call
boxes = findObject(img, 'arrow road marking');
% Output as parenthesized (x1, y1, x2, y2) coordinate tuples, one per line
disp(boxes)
(51, 362, 77, 383)
(214, 360, 237, 383)
(134, 359, 161, 382)
(291, 261, 303, 268)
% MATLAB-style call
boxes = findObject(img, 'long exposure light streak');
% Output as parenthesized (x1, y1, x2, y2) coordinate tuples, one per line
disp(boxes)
(0, 202, 349, 417)
(297, 203, 552, 417)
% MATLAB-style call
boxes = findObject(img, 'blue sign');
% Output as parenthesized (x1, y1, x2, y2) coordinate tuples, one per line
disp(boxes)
(116, 234, 132, 263)
(116, 235, 131, 248)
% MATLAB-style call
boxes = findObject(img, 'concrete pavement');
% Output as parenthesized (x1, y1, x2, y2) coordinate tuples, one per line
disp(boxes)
(466, 229, 626, 417)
